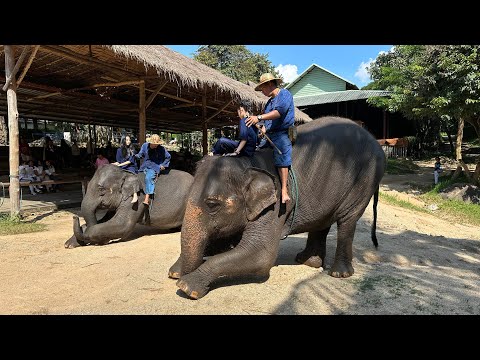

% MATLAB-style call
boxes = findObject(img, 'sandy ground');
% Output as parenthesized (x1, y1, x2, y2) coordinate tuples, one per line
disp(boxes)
(1, 194, 479, 315)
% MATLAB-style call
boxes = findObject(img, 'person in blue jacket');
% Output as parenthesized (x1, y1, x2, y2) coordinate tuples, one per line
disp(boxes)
(135, 134, 171, 206)
(246, 73, 295, 203)
(113, 135, 139, 203)
(211, 100, 258, 157)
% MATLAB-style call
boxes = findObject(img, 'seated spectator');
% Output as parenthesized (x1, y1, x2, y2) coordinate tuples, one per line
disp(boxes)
(95, 151, 110, 169)
(19, 160, 42, 195)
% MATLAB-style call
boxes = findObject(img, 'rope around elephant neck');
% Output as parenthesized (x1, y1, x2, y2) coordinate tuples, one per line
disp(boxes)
(283, 166, 299, 239)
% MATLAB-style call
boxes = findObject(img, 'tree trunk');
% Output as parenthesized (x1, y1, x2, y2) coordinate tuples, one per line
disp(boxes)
(455, 117, 464, 161)
(5, 46, 20, 217)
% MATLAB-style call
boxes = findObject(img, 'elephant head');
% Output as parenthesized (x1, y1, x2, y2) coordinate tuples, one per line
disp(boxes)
(73, 164, 141, 243)
(180, 156, 277, 275)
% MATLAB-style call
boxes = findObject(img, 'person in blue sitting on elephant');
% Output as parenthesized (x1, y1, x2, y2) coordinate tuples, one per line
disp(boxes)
(211, 100, 258, 157)
(113, 135, 139, 203)
(246, 72, 295, 203)
(135, 134, 171, 206)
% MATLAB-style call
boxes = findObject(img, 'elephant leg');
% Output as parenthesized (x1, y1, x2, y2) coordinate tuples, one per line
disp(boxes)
(177, 229, 280, 300)
(295, 226, 330, 269)
(168, 256, 182, 279)
(330, 219, 356, 278)
(77, 215, 138, 246)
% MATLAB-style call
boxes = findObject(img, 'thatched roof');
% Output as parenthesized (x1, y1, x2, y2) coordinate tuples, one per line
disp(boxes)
(0, 45, 311, 132)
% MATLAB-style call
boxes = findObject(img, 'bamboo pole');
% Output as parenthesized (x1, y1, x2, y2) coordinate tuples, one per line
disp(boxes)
(139, 80, 146, 144)
(16, 45, 40, 87)
(4, 46, 20, 216)
(2, 45, 30, 91)
(202, 88, 208, 155)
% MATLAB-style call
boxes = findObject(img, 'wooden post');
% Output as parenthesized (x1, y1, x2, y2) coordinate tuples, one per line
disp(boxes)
(202, 88, 208, 155)
(4, 46, 20, 216)
(139, 80, 146, 144)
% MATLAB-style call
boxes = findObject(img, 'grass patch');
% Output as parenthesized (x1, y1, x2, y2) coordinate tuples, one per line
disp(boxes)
(380, 174, 480, 226)
(385, 158, 420, 175)
(379, 192, 429, 214)
(0, 214, 47, 235)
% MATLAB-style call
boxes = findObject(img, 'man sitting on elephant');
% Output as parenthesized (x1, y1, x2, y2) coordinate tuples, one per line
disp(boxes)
(211, 100, 258, 157)
(135, 134, 171, 206)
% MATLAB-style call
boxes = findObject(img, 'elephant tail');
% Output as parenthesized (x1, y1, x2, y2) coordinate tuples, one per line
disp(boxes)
(371, 186, 379, 248)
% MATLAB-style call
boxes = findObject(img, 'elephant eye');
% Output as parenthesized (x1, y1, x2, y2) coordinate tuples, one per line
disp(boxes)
(205, 198, 222, 214)
(98, 184, 106, 195)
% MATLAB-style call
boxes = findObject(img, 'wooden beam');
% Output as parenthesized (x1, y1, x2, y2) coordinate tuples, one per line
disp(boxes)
(139, 80, 146, 144)
(202, 88, 208, 155)
(27, 79, 143, 101)
(170, 103, 198, 110)
(16, 45, 40, 87)
(4, 45, 20, 216)
(2, 46, 30, 91)
(206, 99, 233, 123)
(145, 80, 168, 109)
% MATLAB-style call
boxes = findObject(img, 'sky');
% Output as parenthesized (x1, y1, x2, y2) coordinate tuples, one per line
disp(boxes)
(166, 45, 394, 87)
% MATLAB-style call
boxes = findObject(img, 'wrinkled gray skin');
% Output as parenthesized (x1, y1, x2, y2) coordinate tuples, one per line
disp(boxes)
(169, 117, 386, 299)
(65, 164, 194, 248)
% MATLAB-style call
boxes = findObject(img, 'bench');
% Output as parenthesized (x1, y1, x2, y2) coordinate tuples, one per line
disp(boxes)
(1, 178, 90, 197)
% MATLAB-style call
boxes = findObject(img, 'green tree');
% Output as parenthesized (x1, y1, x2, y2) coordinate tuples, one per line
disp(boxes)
(193, 45, 281, 84)
(367, 45, 480, 182)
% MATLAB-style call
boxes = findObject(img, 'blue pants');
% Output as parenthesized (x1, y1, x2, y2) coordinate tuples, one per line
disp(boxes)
(269, 131, 292, 167)
(144, 168, 157, 195)
(213, 137, 239, 155)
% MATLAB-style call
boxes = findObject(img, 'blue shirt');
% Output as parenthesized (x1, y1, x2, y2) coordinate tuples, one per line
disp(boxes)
(116, 147, 138, 174)
(263, 88, 295, 133)
(135, 142, 171, 174)
(238, 116, 258, 156)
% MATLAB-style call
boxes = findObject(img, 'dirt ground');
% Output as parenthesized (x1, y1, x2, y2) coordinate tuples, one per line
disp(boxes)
(1, 165, 479, 315)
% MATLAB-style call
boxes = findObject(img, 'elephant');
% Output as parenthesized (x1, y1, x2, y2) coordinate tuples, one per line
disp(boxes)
(168, 116, 386, 299)
(65, 164, 194, 248)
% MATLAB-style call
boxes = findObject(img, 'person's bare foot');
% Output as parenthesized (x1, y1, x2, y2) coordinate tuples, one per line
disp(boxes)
(282, 192, 291, 203)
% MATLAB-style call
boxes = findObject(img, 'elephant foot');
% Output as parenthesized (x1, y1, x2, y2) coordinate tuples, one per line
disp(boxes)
(329, 261, 354, 278)
(176, 273, 209, 300)
(64, 235, 85, 249)
(295, 251, 323, 269)
(168, 258, 182, 279)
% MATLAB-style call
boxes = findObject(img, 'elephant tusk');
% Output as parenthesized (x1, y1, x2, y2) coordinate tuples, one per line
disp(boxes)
(110, 188, 113, 194)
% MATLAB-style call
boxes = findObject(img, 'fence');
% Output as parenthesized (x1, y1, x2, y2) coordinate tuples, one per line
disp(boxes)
(378, 138, 408, 158)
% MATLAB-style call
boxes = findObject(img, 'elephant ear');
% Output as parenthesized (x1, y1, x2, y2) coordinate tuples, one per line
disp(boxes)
(243, 167, 277, 221)
(121, 174, 141, 202)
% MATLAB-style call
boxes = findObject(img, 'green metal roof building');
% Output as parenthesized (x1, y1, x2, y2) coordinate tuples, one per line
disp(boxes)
(285, 64, 412, 139)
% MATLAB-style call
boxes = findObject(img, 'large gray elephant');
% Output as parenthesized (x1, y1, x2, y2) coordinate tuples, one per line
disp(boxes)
(65, 164, 194, 248)
(169, 116, 386, 299)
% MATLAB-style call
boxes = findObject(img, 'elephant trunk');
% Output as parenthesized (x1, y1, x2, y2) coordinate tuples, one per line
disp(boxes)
(73, 215, 85, 243)
(81, 196, 99, 227)
(180, 201, 208, 275)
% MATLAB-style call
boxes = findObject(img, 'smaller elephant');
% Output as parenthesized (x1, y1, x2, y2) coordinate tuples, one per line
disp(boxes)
(65, 164, 193, 248)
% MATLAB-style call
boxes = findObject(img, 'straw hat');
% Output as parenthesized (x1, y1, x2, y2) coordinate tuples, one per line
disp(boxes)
(254, 73, 282, 91)
(147, 134, 164, 145)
